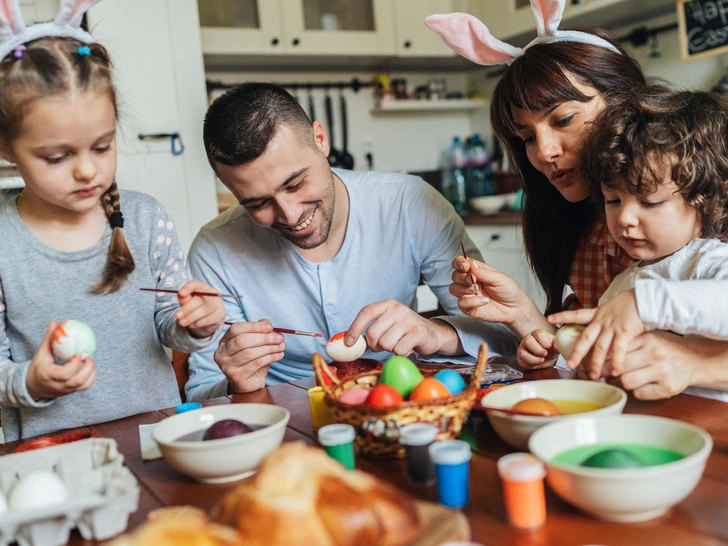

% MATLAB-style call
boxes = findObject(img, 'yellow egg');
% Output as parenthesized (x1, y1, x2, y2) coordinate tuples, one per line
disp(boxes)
(512, 397, 562, 416)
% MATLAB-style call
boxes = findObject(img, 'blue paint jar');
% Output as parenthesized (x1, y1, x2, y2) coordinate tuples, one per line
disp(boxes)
(428, 440, 471, 508)
(175, 402, 202, 414)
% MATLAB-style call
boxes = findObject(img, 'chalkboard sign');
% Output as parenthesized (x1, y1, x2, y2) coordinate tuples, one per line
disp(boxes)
(678, 0, 728, 61)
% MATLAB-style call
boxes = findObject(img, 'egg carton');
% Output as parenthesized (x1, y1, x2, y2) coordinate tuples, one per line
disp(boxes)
(0, 438, 139, 546)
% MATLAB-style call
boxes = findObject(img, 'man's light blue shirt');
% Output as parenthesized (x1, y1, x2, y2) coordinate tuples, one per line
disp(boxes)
(185, 169, 518, 401)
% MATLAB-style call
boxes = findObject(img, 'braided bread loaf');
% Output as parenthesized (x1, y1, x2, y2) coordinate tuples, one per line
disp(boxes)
(215, 442, 421, 546)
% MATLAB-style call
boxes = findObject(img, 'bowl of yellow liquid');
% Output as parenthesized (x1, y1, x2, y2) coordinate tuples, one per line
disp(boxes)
(480, 379, 627, 450)
(529, 414, 712, 522)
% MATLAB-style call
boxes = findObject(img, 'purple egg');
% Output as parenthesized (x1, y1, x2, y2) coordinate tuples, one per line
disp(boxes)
(202, 419, 252, 441)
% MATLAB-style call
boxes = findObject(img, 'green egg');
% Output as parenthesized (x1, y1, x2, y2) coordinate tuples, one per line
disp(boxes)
(379, 356, 423, 399)
(581, 449, 643, 469)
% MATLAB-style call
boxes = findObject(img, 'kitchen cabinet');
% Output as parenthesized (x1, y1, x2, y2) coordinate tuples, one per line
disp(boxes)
(199, 0, 396, 56)
(472, 0, 677, 44)
(393, 0, 456, 57)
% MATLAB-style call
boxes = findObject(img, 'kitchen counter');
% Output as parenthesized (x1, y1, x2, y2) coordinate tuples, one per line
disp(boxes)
(217, 193, 522, 225)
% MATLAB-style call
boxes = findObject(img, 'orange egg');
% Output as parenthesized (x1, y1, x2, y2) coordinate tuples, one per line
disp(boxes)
(512, 398, 561, 416)
(408, 378, 451, 401)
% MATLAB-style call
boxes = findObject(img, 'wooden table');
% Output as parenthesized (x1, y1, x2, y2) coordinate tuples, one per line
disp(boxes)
(5, 363, 728, 546)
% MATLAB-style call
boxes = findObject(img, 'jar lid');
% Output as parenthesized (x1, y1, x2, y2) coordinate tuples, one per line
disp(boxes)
(175, 402, 202, 414)
(428, 440, 471, 465)
(399, 423, 439, 446)
(497, 453, 546, 482)
(318, 424, 355, 446)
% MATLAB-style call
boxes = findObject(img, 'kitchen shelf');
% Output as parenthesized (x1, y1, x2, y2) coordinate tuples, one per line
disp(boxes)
(370, 99, 486, 114)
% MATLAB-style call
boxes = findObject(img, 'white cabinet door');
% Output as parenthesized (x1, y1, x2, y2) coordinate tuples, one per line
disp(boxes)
(198, 0, 285, 55)
(466, 225, 546, 312)
(88, 0, 217, 252)
(393, 0, 455, 57)
(280, 0, 396, 55)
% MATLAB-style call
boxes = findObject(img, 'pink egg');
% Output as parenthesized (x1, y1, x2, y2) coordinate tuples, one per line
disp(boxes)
(339, 388, 371, 405)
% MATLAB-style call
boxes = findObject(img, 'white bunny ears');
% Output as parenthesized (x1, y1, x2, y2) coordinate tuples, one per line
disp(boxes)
(424, 0, 619, 67)
(0, 0, 101, 61)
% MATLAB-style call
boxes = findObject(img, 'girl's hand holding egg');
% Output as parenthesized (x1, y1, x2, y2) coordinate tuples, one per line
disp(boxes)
(518, 329, 559, 370)
(176, 280, 226, 339)
(27, 322, 97, 401)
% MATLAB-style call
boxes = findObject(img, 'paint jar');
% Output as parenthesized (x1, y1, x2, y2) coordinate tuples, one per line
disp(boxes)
(428, 440, 471, 508)
(399, 423, 438, 486)
(318, 423, 356, 470)
(308, 386, 334, 430)
(175, 402, 202, 414)
(497, 453, 546, 529)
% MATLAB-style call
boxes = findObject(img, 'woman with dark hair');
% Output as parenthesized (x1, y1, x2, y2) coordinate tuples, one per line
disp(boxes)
(426, 1, 728, 400)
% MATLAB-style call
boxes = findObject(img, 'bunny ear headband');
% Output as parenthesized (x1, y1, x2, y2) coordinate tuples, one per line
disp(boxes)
(424, 0, 619, 66)
(0, 0, 101, 61)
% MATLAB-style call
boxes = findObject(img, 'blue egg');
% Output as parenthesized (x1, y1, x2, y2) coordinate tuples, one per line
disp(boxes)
(433, 369, 466, 395)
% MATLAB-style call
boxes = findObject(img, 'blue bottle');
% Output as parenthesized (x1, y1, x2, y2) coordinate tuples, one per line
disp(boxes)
(444, 137, 468, 215)
(466, 133, 492, 198)
(428, 440, 472, 508)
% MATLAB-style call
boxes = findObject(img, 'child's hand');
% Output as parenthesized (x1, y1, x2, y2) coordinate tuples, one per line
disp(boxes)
(176, 280, 226, 338)
(517, 329, 559, 369)
(548, 290, 644, 379)
(26, 322, 97, 400)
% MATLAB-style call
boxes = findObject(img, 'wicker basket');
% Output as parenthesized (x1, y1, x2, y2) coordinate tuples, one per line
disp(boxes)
(313, 343, 488, 459)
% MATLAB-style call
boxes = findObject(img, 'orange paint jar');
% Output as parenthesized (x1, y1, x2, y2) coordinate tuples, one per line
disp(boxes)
(497, 453, 546, 530)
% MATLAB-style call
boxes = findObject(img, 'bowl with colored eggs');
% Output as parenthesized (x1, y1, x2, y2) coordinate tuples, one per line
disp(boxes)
(480, 379, 627, 450)
(152, 403, 290, 483)
(312, 344, 490, 459)
(528, 414, 712, 522)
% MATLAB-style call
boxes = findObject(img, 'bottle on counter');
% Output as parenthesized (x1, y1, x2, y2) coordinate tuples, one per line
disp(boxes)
(444, 136, 468, 215)
(465, 133, 492, 199)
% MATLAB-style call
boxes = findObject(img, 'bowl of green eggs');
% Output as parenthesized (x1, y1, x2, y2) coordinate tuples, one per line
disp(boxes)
(528, 414, 712, 522)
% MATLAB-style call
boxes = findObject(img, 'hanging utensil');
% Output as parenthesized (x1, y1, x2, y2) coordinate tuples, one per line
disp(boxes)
(325, 87, 344, 168)
(338, 89, 355, 170)
(307, 86, 316, 122)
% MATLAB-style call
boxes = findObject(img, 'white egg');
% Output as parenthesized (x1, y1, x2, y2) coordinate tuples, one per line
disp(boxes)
(9, 470, 68, 510)
(325, 332, 367, 362)
(52, 320, 96, 362)
(554, 324, 586, 359)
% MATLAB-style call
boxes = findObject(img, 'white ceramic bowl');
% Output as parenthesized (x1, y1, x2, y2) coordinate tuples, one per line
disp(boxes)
(529, 414, 712, 522)
(469, 195, 507, 215)
(501, 191, 519, 210)
(481, 379, 627, 450)
(152, 403, 290, 484)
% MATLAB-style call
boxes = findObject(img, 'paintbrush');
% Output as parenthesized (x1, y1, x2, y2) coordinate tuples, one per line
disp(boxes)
(224, 322, 322, 337)
(139, 288, 243, 300)
(460, 242, 479, 293)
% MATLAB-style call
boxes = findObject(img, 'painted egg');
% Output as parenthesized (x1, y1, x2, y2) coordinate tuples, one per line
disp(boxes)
(379, 356, 423, 399)
(554, 324, 586, 359)
(408, 378, 451, 402)
(325, 332, 367, 362)
(52, 320, 96, 362)
(365, 384, 404, 407)
(512, 398, 561, 416)
(339, 388, 371, 405)
(9, 470, 68, 510)
(581, 449, 643, 469)
(433, 369, 466, 395)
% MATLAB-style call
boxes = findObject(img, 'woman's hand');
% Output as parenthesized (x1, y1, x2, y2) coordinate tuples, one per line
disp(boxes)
(450, 256, 549, 338)
(26, 322, 97, 400)
(518, 329, 560, 369)
(176, 280, 227, 338)
(548, 290, 644, 379)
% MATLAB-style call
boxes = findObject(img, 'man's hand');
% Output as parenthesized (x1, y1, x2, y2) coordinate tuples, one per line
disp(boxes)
(214, 319, 284, 393)
(346, 299, 462, 357)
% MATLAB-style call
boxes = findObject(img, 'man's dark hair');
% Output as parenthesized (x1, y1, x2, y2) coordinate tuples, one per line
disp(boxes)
(203, 82, 314, 168)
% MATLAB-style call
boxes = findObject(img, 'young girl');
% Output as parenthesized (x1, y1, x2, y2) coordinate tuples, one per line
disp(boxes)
(0, 0, 225, 441)
(526, 87, 728, 400)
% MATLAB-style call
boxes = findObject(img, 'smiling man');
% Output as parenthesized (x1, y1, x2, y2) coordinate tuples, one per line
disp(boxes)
(185, 83, 518, 400)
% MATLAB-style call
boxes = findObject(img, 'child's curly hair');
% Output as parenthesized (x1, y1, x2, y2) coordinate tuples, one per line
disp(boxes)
(580, 84, 728, 240)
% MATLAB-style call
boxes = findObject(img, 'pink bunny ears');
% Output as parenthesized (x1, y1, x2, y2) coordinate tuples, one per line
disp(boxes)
(424, 0, 619, 67)
(0, 0, 101, 61)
